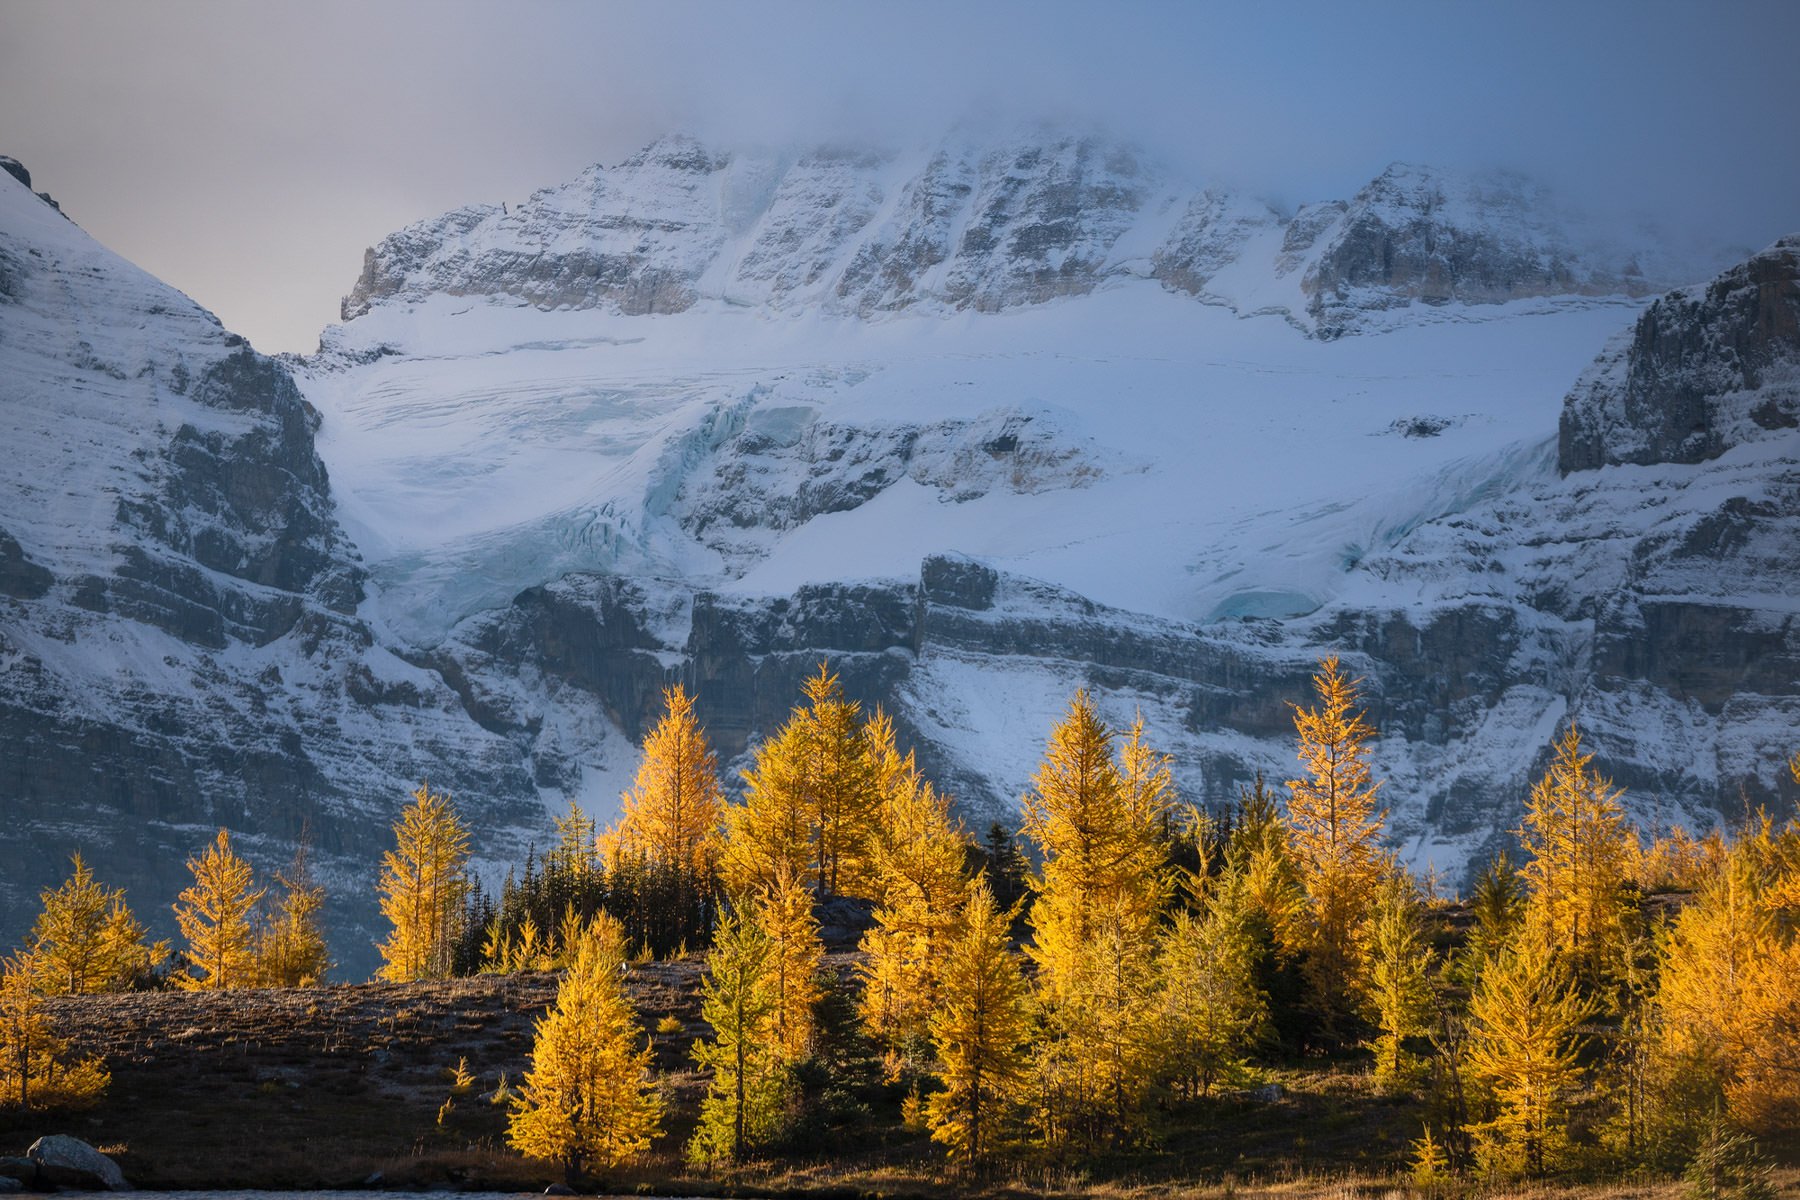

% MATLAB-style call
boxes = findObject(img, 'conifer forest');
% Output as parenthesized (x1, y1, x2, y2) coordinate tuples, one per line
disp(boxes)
(3, 657, 1796, 1197)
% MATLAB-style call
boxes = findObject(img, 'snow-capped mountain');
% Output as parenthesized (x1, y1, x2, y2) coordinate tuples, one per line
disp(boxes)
(1, 132, 1792, 972)
(304, 133, 1792, 863)
(0, 160, 549, 974)
(341, 133, 1688, 336)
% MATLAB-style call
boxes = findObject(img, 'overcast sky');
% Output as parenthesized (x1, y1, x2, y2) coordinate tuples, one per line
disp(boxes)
(2, 0, 1795, 353)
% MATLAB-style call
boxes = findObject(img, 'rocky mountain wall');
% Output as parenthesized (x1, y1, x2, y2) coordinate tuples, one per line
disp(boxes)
(0, 165, 545, 976)
(341, 135, 1686, 337)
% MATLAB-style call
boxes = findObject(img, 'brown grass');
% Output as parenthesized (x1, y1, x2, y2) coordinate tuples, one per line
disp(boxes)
(0, 957, 1793, 1197)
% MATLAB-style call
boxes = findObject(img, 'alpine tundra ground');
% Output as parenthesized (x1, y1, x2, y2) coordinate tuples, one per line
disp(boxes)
(1, 952, 1795, 1197)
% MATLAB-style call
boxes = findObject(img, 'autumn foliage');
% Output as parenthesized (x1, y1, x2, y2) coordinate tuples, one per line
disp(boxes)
(6, 655, 1798, 1187)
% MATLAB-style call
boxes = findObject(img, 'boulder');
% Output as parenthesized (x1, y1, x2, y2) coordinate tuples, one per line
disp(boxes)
(0, 1175, 23, 1193)
(0, 1158, 34, 1186)
(26, 1135, 130, 1191)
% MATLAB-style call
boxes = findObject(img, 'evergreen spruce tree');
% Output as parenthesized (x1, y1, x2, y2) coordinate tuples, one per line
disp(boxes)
(926, 878, 1031, 1168)
(981, 822, 1029, 916)
(376, 781, 471, 982)
(1157, 864, 1267, 1099)
(172, 828, 265, 991)
(1364, 869, 1436, 1088)
(508, 912, 662, 1180)
(1462, 854, 1525, 981)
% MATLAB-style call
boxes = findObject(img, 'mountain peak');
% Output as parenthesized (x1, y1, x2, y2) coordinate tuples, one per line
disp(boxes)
(335, 131, 1707, 337)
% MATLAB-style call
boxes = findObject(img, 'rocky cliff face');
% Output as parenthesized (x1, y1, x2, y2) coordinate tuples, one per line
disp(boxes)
(0, 165, 545, 975)
(341, 133, 1683, 337)
(389, 237, 1800, 877)
(1301, 164, 1663, 337)
(1559, 234, 1800, 471)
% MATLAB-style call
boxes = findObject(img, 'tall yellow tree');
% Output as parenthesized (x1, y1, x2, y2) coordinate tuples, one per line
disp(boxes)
(1364, 869, 1436, 1088)
(1022, 691, 1166, 965)
(1023, 691, 1168, 1148)
(1516, 722, 1632, 990)
(689, 908, 790, 1164)
(926, 877, 1031, 1168)
(376, 781, 471, 982)
(1652, 838, 1800, 1136)
(1465, 938, 1594, 1177)
(257, 846, 330, 987)
(1284, 655, 1387, 1032)
(30, 855, 162, 994)
(724, 664, 878, 901)
(1728, 935, 1800, 1133)
(757, 868, 824, 1063)
(0, 950, 108, 1111)
(172, 829, 265, 991)
(606, 684, 725, 904)
(1157, 866, 1268, 1100)
(857, 725, 971, 1073)
(508, 911, 662, 1181)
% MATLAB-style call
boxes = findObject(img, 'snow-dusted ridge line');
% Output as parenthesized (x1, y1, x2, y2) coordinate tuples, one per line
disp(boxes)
(339, 131, 1717, 339)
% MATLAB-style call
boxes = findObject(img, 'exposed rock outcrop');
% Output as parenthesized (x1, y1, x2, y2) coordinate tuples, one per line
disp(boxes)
(1560, 234, 1800, 471)
(1303, 164, 1659, 337)
(340, 135, 1685, 335)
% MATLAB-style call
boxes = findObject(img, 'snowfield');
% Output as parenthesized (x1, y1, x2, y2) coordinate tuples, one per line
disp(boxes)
(301, 289, 1646, 649)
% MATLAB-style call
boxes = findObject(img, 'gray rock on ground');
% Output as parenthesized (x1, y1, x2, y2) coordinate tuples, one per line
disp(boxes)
(27, 1134, 131, 1191)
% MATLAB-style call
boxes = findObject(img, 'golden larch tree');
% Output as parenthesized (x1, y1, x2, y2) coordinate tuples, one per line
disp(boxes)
(1516, 722, 1632, 990)
(757, 868, 824, 1063)
(1284, 655, 1387, 1031)
(1118, 711, 1177, 838)
(689, 908, 790, 1164)
(1364, 868, 1436, 1088)
(508, 911, 662, 1180)
(30, 855, 161, 994)
(376, 781, 471, 982)
(1022, 691, 1169, 1148)
(725, 664, 879, 901)
(606, 684, 724, 902)
(926, 877, 1031, 1168)
(857, 722, 971, 1073)
(1022, 691, 1166, 965)
(1728, 934, 1800, 1133)
(257, 846, 330, 987)
(0, 950, 109, 1111)
(1157, 865, 1268, 1100)
(1465, 938, 1594, 1177)
(1653, 838, 1800, 1135)
(173, 828, 265, 991)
